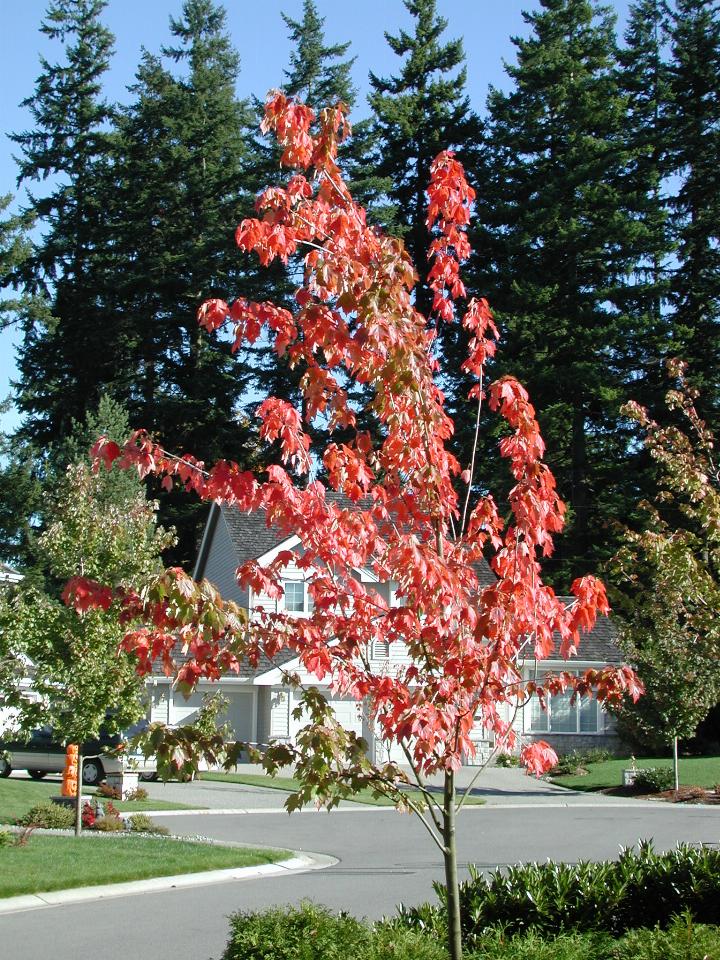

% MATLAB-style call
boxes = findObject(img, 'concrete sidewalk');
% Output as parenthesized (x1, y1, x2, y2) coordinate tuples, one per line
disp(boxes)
(0, 848, 336, 915)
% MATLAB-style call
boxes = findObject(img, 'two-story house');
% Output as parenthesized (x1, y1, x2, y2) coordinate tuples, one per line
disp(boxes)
(151, 502, 624, 762)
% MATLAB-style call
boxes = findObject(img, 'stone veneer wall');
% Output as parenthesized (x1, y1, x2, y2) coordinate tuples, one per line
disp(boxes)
(524, 731, 624, 755)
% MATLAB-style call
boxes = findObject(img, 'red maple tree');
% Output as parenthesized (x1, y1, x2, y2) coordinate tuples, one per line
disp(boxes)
(66, 93, 641, 959)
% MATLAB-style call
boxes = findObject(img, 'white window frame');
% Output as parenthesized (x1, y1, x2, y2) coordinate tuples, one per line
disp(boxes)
(282, 580, 306, 614)
(525, 671, 604, 735)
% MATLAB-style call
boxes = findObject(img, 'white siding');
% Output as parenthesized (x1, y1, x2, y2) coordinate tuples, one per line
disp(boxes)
(270, 689, 291, 738)
(150, 685, 171, 724)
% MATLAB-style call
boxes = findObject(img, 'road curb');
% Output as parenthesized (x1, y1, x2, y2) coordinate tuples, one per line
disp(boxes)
(143, 799, 677, 816)
(0, 850, 337, 915)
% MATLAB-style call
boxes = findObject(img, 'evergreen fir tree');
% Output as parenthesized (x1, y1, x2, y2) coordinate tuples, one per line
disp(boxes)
(476, 0, 648, 583)
(615, 0, 675, 416)
(665, 0, 720, 428)
(365, 0, 481, 317)
(10, 0, 120, 447)
(281, 0, 355, 106)
(244, 1, 359, 415)
(110, 0, 259, 562)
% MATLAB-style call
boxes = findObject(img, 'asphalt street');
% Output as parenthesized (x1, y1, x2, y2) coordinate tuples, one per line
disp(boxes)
(2, 784, 719, 960)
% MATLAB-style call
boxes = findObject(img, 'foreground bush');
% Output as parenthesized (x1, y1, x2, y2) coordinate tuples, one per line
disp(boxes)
(221, 903, 446, 960)
(395, 842, 720, 946)
(16, 803, 74, 830)
(220, 907, 720, 960)
(473, 917, 720, 959)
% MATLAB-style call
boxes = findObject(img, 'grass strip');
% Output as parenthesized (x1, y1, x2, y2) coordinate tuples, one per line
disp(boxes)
(0, 777, 199, 822)
(0, 834, 290, 898)
(551, 755, 720, 792)
(200, 771, 485, 806)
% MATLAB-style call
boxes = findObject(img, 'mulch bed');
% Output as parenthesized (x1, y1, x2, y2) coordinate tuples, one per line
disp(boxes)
(597, 784, 720, 803)
(654, 785, 720, 804)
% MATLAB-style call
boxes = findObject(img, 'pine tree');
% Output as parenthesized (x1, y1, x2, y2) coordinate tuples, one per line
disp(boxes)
(476, 0, 647, 583)
(109, 0, 259, 562)
(365, 0, 481, 317)
(244, 1, 359, 413)
(10, 0, 119, 447)
(281, 0, 355, 106)
(665, 0, 720, 429)
(615, 0, 675, 416)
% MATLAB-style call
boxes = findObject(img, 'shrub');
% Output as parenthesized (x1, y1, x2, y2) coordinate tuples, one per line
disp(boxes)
(221, 903, 370, 960)
(0, 830, 14, 847)
(93, 814, 125, 832)
(17, 802, 74, 830)
(367, 923, 448, 959)
(462, 917, 720, 959)
(632, 767, 674, 793)
(552, 749, 615, 777)
(96, 782, 122, 800)
(81, 801, 96, 829)
(495, 753, 520, 768)
(614, 914, 720, 960)
(127, 813, 169, 835)
(221, 902, 447, 960)
(466, 927, 612, 959)
(396, 842, 720, 948)
(124, 786, 149, 802)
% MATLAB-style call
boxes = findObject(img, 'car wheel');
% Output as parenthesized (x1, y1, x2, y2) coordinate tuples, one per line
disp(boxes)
(139, 771, 158, 782)
(82, 759, 104, 786)
(0, 756, 11, 778)
(27, 769, 47, 780)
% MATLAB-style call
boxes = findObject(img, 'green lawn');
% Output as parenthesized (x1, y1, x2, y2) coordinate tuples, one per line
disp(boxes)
(0, 777, 199, 823)
(201, 771, 485, 807)
(0, 834, 289, 898)
(551, 755, 720, 792)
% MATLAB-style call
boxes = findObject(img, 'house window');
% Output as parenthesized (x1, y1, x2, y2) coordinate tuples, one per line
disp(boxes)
(527, 679, 602, 734)
(283, 580, 305, 613)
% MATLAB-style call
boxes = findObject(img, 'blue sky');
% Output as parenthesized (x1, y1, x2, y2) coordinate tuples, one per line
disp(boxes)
(0, 0, 631, 435)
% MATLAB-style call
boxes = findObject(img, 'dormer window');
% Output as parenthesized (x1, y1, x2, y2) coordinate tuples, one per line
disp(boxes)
(283, 580, 306, 613)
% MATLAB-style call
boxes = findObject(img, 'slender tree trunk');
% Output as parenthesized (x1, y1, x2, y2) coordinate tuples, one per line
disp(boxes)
(74, 751, 83, 837)
(673, 736, 679, 792)
(443, 769, 462, 960)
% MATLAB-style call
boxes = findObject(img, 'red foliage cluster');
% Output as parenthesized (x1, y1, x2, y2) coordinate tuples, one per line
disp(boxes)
(67, 91, 641, 778)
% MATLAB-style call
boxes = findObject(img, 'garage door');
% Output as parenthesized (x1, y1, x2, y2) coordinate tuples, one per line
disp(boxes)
(326, 698, 364, 736)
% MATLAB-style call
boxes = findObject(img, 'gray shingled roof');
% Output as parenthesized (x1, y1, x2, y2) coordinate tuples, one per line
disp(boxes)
(220, 496, 497, 587)
(520, 599, 622, 665)
(185, 502, 619, 684)
(220, 504, 291, 568)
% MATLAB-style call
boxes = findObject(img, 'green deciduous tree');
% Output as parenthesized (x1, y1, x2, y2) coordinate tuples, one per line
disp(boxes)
(611, 362, 720, 783)
(0, 422, 172, 832)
